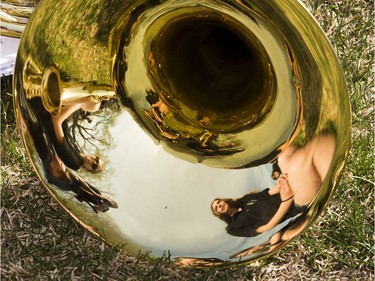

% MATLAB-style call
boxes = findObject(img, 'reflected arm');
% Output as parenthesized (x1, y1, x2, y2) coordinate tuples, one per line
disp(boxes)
(268, 183, 281, 195)
(256, 198, 293, 233)
(52, 104, 81, 143)
(257, 176, 294, 233)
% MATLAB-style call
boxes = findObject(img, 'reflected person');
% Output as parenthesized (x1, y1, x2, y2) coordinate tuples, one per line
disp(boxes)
(211, 175, 294, 237)
(29, 96, 103, 173)
(211, 131, 336, 237)
(47, 151, 117, 213)
(229, 213, 310, 259)
(273, 131, 336, 207)
(21, 95, 118, 213)
(51, 96, 104, 173)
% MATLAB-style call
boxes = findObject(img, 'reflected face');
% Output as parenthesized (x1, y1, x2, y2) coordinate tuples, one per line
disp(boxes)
(82, 155, 103, 173)
(212, 199, 229, 214)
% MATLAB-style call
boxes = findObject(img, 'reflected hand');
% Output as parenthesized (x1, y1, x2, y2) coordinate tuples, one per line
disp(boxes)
(278, 174, 294, 201)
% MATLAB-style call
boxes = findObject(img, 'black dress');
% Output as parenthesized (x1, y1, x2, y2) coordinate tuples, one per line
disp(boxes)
(52, 121, 83, 170)
(226, 189, 282, 237)
(29, 98, 83, 170)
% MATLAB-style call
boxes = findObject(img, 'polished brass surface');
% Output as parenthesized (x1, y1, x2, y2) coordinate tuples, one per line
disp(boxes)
(22, 61, 115, 116)
(13, 0, 351, 267)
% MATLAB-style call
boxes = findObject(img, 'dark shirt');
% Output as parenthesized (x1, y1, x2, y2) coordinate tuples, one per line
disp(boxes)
(29, 98, 83, 170)
(53, 121, 83, 170)
(226, 188, 282, 237)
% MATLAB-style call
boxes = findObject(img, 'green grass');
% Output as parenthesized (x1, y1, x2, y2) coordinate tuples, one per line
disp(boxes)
(1, 0, 374, 280)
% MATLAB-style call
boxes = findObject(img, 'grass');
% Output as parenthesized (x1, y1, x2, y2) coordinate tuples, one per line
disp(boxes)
(1, 0, 374, 280)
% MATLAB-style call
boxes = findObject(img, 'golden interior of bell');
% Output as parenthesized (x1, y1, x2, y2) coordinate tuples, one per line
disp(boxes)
(42, 69, 61, 116)
(151, 15, 276, 132)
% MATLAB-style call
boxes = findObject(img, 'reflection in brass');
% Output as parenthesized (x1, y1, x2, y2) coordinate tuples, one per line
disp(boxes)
(22, 61, 116, 116)
(0, 1, 37, 38)
(13, 0, 351, 267)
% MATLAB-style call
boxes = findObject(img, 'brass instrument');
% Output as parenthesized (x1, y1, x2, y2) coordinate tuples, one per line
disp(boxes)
(22, 60, 115, 116)
(0, 1, 36, 38)
(12, 0, 351, 267)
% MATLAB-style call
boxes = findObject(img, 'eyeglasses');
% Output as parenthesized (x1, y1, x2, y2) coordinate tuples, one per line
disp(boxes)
(91, 156, 101, 171)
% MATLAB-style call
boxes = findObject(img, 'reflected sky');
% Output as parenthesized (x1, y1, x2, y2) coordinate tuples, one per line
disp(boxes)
(105, 110, 287, 259)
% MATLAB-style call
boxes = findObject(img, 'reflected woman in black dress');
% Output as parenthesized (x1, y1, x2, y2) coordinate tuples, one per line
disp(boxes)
(51, 98, 104, 173)
(211, 175, 294, 237)
(211, 132, 336, 237)
(29, 97, 103, 173)
(46, 151, 118, 213)
(20, 94, 117, 213)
